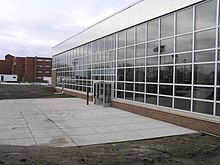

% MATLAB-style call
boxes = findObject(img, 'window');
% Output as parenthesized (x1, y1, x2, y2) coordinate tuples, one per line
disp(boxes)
(175, 86, 191, 98)
(147, 41, 158, 56)
(176, 8, 193, 34)
(135, 67, 145, 82)
(136, 23, 145, 43)
(195, 29, 216, 50)
(175, 65, 192, 84)
(135, 93, 144, 102)
(160, 66, 173, 83)
(135, 83, 145, 92)
(118, 31, 125, 48)
(146, 67, 158, 82)
(135, 44, 145, 57)
(174, 98, 191, 111)
(126, 46, 134, 59)
(193, 100, 213, 115)
(146, 94, 157, 105)
(126, 27, 135, 46)
(146, 84, 157, 94)
(161, 14, 174, 38)
(148, 19, 159, 41)
(194, 64, 215, 85)
(159, 85, 173, 95)
(194, 50, 215, 62)
(160, 38, 174, 54)
(176, 34, 192, 52)
(195, 0, 217, 30)
(193, 87, 214, 100)
(126, 68, 134, 81)
(159, 96, 172, 107)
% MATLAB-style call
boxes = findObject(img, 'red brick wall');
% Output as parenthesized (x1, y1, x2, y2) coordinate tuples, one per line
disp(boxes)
(0, 54, 14, 74)
(112, 100, 220, 136)
(23, 57, 36, 82)
(51, 69, 57, 87)
(12, 57, 25, 82)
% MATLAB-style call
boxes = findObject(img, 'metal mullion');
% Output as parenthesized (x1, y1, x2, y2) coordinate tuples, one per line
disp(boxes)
(157, 18, 161, 106)
(144, 22, 147, 104)
(173, 12, 176, 109)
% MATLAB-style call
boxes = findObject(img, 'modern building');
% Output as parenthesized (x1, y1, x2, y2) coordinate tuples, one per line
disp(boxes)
(0, 54, 52, 82)
(52, 0, 220, 135)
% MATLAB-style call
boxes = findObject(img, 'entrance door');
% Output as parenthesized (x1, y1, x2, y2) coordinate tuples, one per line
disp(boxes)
(1, 75, 4, 81)
(93, 81, 113, 107)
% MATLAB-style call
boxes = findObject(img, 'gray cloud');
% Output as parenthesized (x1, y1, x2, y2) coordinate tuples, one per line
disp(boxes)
(0, 0, 137, 59)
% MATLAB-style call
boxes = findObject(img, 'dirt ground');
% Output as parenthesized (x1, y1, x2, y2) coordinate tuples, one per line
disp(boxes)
(0, 84, 220, 164)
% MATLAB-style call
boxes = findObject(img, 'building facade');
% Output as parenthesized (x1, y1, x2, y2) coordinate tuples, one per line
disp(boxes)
(52, 0, 220, 135)
(0, 54, 52, 82)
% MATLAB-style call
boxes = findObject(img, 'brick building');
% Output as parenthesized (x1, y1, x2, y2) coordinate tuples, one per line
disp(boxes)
(0, 54, 52, 82)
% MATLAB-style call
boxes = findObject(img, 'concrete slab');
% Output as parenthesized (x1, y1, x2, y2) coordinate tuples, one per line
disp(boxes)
(0, 98, 196, 147)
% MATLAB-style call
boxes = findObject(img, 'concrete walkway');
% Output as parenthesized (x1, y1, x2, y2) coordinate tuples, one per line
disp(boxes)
(0, 98, 195, 147)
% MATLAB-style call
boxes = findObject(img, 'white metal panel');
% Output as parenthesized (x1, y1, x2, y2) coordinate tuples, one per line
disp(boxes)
(52, 0, 203, 55)
(0, 74, 17, 82)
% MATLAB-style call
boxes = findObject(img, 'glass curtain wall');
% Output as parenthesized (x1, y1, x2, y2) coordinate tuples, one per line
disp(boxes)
(53, 0, 220, 117)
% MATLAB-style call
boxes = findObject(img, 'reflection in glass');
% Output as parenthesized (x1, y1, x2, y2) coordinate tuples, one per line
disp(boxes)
(160, 55, 173, 64)
(175, 53, 192, 64)
(136, 44, 145, 57)
(175, 65, 192, 84)
(159, 96, 172, 108)
(146, 94, 157, 105)
(176, 34, 192, 52)
(195, 0, 217, 30)
(117, 91, 124, 99)
(174, 98, 191, 111)
(125, 92, 133, 101)
(146, 67, 158, 82)
(216, 103, 220, 116)
(161, 14, 174, 38)
(135, 83, 145, 92)
(117, 83, 124, 90)
(146, 57, 158, 66)
(160, 38, 174, 54)
(118, 31, 125, 48)
(126, 46, 134, 59)
(193, 87, 214, 100)
(194, 64, 215, 85)
(135, 93, 144, 102)
(160, 66, 173, 83)
(126, 59, 134, 67)
(126, 27, 135, 46)
(136, 23, 145, 43)
(117, 69, 124, 81)
(118, 48, 125, 60)
(175, 86, 191, 98)
(126, 83, 134, 91)
(218, 64, 220, 85)
(193, 100, 213, 115)
(135, 59, 145, 66)
(117, 60, 125, 67)
(146, 84, 157, 94)
(195, 50, 215, 62)
(176, 8, 193, 34)
(195, 29, 216, 50)
(147, 41, 159, 56)
(126, 68, 134, 81)
(148, 19, 158, 41)
(216, 88, 220, 101)
(135, 67, 145, 82)
(159, 85, 173, 95)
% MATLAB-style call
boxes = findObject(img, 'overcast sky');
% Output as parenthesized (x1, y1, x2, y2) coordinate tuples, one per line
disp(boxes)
(0, 0, 137, 59)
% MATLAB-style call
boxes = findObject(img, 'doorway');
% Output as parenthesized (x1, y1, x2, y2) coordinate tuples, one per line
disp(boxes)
(1, 75, 4, 81)
(93, 81, 113, 107)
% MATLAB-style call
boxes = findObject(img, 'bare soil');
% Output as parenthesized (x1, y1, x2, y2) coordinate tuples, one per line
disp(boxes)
(0, 84, 220, 164)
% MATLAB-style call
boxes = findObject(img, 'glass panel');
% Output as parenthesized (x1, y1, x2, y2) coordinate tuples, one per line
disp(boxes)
(146, 57, 158, 66)
(176, 7, 193, 34)
(136, 23, 145, 43)
(135, 59, 145, 66)
(146, 67, 158, 82)
(118, 60, 125, 67)
(126, 46, 134, 59)
(147, 41, 159, 56)
(135, 93, 144, 103)
(160, 38, 174, 54)
(125, 92, 133, 101)
(160, 55, 173, 64)
(135, 83, 145, 92)
(194, 50, 215, 62)
(146, 94, 157, 105)
(126, 83, 134, 91)
(117, 82, 124, 90)
(146, 84, 157, 94)
(193, 87, 214, 100)
(159, 96, 172, 107)
(117, 48, 125, 60)
(126, 59, 134, 67)
(135, 67, 145, 82)
(216, 88, 220, 101)
(159, 85, 173, 95)
(126, 27, 135, 46)
(117, 69, 124, 81)
(176, 34, 192, 52)
(148, 19, 159, 41)
(175, 86, 191, 98)
(126, 68, 134, 81)
(218, 64, 220, 85)
(160, 66, 173, 83)
(118, 31, 125, 48)
(117, 91, 124, 99)
(195, 29, 216, 50)
(216, 103, 220, 116)
(136, 44, 145, 57)
(161, 14, 174, 38)
(176, 53, 192, 64)
(175, 65, 192, 84)
(193, 100, 213, 115)
(174, 98, 191, 111)
(194, 64, 215, 85)
(195, 0, 217, 30)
